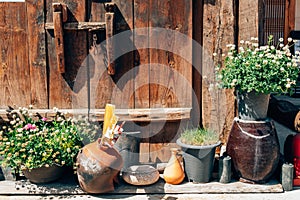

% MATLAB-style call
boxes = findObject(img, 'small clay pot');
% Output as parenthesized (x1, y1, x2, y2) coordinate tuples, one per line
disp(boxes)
(122, 165, 159, 186)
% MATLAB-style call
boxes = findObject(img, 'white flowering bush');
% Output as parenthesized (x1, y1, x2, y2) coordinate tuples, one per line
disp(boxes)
(216, 36, 300, 95)
(0, 106, 83, 173)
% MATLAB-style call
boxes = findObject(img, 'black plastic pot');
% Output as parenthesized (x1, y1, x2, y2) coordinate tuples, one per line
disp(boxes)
(176, 139, 221, 183)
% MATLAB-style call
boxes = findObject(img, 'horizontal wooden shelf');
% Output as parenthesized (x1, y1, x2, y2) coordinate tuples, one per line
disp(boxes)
(0, 107, 191, 122)
(45, 22, 106, 31)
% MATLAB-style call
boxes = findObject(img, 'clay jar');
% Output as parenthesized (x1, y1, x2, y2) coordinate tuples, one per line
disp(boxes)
(163, 148, 185, 184)
(76, 140, 123, 193)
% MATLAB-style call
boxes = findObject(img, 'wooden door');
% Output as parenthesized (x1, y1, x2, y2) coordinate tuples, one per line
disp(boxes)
(0, 0, 194, 163)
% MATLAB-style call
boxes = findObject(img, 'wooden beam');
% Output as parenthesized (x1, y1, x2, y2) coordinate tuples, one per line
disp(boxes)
(45, 22, 106, 31)
(0, 108, 191, 122)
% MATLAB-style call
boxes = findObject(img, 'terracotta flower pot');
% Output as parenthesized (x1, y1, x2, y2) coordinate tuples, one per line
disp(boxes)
(76, 140, 123, 193)
(22, 165, 66, 184)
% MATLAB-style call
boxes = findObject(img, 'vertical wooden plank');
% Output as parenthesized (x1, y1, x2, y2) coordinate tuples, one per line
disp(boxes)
(148, 0, 193, 162)
(192, 0, 203, 127)
(239, 0, 260, 41)
(202, 0, 235, 143)
(284, 0, 295, 43)
(46, 0, 88, 109)
(134, 0, 150, 163)
(26, 0, 47, 108)
(90, 1, 135, 110)
(149, 0, 192, 109)
(0, 2, 30, 109)
(87, 1, 110, 110)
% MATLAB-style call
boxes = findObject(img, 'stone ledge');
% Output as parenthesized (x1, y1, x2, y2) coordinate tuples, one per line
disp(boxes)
(0, 174, 284, 195)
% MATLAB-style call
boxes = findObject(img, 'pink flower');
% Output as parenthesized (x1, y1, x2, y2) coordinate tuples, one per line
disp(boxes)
(42, 117, 47, 121)
(24, 123, 36, 130)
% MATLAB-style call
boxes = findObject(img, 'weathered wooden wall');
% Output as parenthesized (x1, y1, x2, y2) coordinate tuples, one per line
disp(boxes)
(0, 0, 272, 162)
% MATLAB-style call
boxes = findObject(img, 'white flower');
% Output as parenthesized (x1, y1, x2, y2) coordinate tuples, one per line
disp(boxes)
(287, 63, 292, 67)
(288, 37, 293, 42)
(53, 107, 58, 112)
(280, 67, 285, 71)
(279, 38, 284, 42)
(240, 40, 245, 44)
(213, 52, 217, 57)
(263, 60, 268, 65)
(286, 83, 291, 88)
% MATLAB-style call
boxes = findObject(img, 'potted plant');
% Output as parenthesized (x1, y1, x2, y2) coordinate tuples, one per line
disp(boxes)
(176, 127, 220, 183)
(215, 35, 300, 183)
(216, 35, 300, 120)
(0, 106, 83, 183)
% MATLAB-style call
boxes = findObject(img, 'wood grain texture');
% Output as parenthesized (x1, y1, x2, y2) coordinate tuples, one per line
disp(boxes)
(53, 7, 65, 73)
(46, 0, 88, 109)
(284, 0, 295, 43)
(147, 0, 192, 162)
(89, 0, 135, 110)
(26, 0, 48, 108)
(202, 0, 236, 143)
(134, 0, 151, 162)
(0, 2, 31, 109)
(149, 0, 192, 109)
(239, 0, 260, 41)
